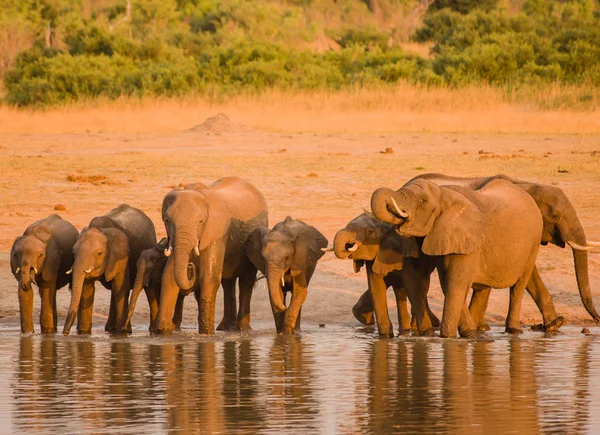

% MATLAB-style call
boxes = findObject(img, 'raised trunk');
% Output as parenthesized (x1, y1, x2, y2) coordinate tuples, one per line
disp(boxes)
(371, 188, 405, 225)
(567, 224, 600, 322)
(267, 265, 286, 313)
(173, 229, 196, 290)
(333, 229, 357, 259)
(62, 257, 86, 335)
(125, 259, 147, 328)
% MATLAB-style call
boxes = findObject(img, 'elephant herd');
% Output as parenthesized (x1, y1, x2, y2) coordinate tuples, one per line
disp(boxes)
(9, 174, 600, 338)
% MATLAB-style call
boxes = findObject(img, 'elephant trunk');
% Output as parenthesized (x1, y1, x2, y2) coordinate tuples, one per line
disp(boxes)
(267, 264, 286, 313)
(124, 259, 147, 328)
(63, 257, 88, 335)
(334, 229, 358, 259)
(566, 224, 600, 322)
(19, 267, 33, 292)
(173, 230, 197, 291)
(371, 188, 406, 225)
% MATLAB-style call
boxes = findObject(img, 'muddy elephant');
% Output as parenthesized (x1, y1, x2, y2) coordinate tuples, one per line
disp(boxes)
(155, 177, 268, 335)
(10, 215, 79, 333)
(62, 204, 157, 335)
(331, 212, 440, 336)
(124, 237, 187, 331)
(371, 179, 543, 338)
(411, 173, 600, 329)
(246, 216, 327, 334)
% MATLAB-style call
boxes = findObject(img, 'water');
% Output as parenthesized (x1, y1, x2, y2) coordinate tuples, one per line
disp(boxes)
(2, 324, 600, 434)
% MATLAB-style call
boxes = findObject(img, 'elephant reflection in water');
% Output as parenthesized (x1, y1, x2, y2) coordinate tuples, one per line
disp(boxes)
(267, 336, 319, 431)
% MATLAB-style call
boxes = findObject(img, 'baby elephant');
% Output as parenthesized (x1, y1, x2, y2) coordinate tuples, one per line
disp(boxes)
(11, 215, 79, 333)
(247, 217, 328, 334)
(125, 238, 186, 332)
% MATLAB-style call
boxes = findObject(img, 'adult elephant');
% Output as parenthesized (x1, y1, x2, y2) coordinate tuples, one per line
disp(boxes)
(371, 179, 543, 338)
(411, 173, 600, 327)
(124, 237, 187, 332)
(331, 212, 440, 336)
(62, 204, 156, 335)
(10, 215, 79, 333)
(246, 216, 328, 334)
(155, 177, 268, 335)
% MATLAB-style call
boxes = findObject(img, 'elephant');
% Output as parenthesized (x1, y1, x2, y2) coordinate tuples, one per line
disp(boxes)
(331, 212, 440, 335)
(10, 214, 79, 333)
(155, 177, 268, 335)
(371, 178, 543, 338)
(124, 237, 187, 331)
(62, 204, 157, 335)
(246, 216, 328, 334)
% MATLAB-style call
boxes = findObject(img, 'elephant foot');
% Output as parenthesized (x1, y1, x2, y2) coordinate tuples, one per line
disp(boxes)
(40, 327, 57, 334)
(505, 326, 523, 334)
(476, 323, 491, 332)
(216, 318, 238, 331)
(153, 328, 173, 336)
(352, 306, 375, 326)
(398, 328, 412, 336)
(459, 329, 477, 338)
(282, 326, 295, 335)
(198, 327, 215, 335)
(544, 316, 567, 332)
(76, 329, 92, 335)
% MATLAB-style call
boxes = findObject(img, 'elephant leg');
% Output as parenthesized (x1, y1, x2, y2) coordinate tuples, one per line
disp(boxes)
(367, 264, 394, 338)
(283, 275, 308, 335)
(106, 292, 117, 332)
(421, 272, 441, 328)
(113, 272, 131, 334)
(197, 270, 223, 335)
(77, 281, 96, 335)
(39, 283, 57, 333)
(469, 287, 491, 331)
(172, 293, 185, 330)
(439, 256, 477, 338)
(352, 289, 375, 326)
(217, 278, 238, 331)
(506, 251, 538, 334)
(18, 287, 34, 334)
(527, 266, 565, 332)
(393, 286, 412, 334)
(295, 307, 302, 332)
(145, 285, 160, 332)
(237, 269, 256, 332)
(155, 258, 178, 335)
(401, 258, 434, 336)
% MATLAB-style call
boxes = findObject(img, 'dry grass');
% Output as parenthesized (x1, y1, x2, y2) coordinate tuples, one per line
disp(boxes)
(1, 84, 599, 135)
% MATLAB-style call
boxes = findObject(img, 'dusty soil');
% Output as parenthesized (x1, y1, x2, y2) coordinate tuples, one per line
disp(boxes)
(1, 111, 599, 332)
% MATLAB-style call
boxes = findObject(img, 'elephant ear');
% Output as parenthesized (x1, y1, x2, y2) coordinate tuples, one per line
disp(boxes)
(421, 187, 484, 256)
(246, 227, 268, 273)
(372, 231, 412, 276)
(353, 260, 365, 273)
(199, 196, 231, 251)
(32, 223, 53, 243)
(291, 225, 328, 277)
(102, 228, 130, 282)
(10, 235, 25, 275)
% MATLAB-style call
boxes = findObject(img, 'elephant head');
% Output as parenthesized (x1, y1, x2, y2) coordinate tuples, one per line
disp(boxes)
(11, 223, 62, 332)
(371, 180, 484, 256)
(125, 237, 169, 327)
(246, 217, 328, 314)
(63, 227, 129, 335)
(332, 213, 416, 276)
(517, 182, 600, 322)
(161, 189, 230, 291)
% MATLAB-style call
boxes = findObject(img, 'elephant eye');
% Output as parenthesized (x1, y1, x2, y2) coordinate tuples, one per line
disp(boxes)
(420, 197, 428, 204)
(96, 251, 102, 256)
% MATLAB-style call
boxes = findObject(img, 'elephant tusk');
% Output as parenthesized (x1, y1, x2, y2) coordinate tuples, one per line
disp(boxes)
(321, 246, 334, 252)
(164, 245, 172, 257)
(16, 267, 20, 274)
(66, 268, 72, 275)
(390, 197, 409, 219)
(567, 240, 595, 251)
(348, 243, 359, 252)
(363, 207, 376, 219)
(33, 267, 38, 275)
(194, 245, 200, 256)
(281, 276, 285, 288)
(84, 268, 93, 273)
(586, 240, 600, 246)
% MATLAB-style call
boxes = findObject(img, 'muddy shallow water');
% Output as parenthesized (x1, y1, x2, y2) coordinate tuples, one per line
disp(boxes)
(2, 324, 600, 434)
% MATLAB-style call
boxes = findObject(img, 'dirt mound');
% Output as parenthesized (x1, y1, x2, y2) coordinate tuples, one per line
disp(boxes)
(187, 113, 248, 133)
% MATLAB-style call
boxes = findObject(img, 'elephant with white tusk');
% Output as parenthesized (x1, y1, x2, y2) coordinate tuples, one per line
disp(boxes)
(62, 204, 157, 336)
(10, 215, 79, 334)
(246, 217, 328, 334)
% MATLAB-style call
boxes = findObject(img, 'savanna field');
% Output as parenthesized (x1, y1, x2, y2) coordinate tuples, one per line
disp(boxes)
(1, 0, 600, 433)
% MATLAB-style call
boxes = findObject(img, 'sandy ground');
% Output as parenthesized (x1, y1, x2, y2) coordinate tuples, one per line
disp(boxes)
(1, 110, 599, 332)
